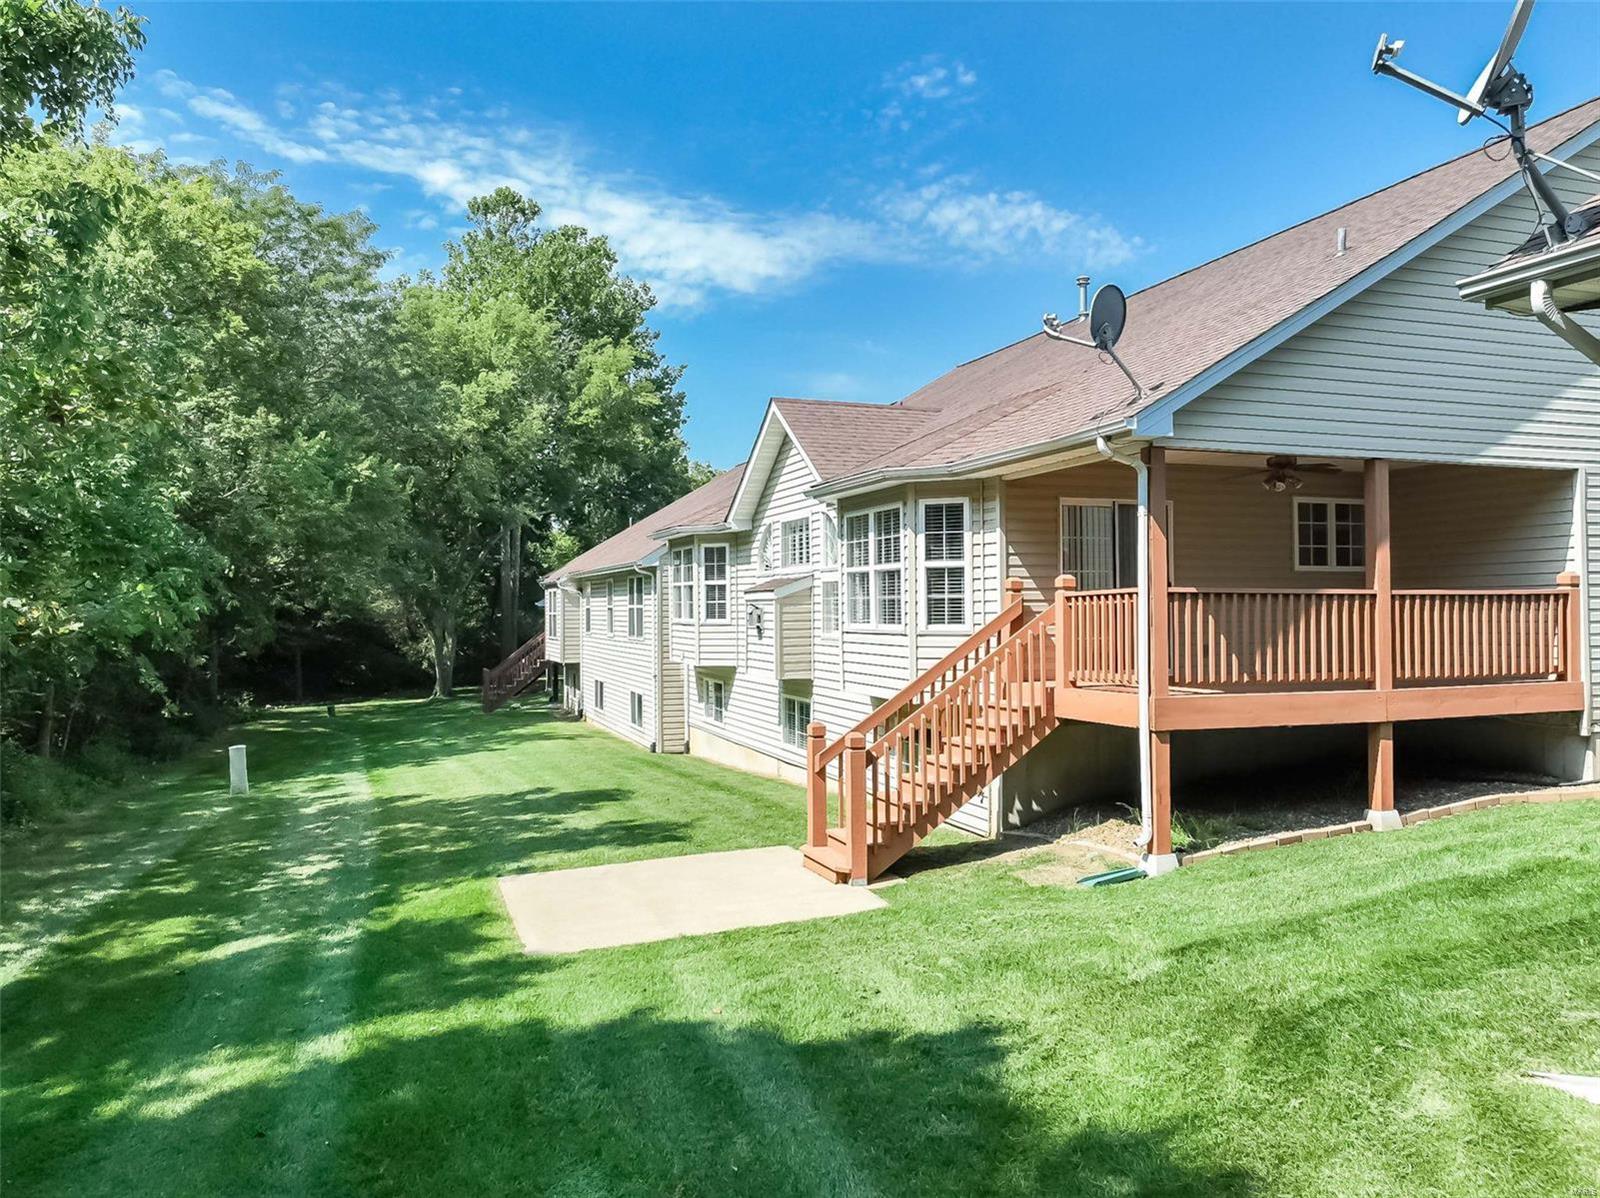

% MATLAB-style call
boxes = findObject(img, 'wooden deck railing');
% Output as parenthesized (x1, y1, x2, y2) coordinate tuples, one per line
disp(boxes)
(1168, 588, 1377, 689)
(1393, 586, 1575, 684)
(481, 631, 546, 713)
(1059, 587, 1138, 686)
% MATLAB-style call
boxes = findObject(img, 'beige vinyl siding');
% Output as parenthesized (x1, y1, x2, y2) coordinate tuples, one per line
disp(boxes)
(1391, 464, 1575, 587)
(1006, 462, 1133, 606)
(544, 584, 581, 663)
(1169, 142, 1600, 715)
(776, 593, 812, 680)
(659, 660, 687, 753)
(577, 567, 660, 751)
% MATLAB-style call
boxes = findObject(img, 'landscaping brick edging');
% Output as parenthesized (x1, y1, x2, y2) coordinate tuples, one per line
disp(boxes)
(1181, 783, 1600, 865)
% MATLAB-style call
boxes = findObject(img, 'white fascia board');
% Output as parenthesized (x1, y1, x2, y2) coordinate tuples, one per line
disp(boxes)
(1130, 117, 1600, 439)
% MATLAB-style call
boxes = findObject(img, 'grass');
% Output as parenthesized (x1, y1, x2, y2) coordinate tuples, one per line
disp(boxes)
(4, 697, 1598, 1196)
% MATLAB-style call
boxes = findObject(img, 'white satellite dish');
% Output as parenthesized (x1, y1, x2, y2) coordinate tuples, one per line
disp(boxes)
(1458, 0, 1534, 125)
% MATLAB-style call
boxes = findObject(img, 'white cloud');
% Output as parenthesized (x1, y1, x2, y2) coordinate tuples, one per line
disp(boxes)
(878, 54, 978, 132)
(877, 176, 1140, 271)
(141, 72, 1141, 306)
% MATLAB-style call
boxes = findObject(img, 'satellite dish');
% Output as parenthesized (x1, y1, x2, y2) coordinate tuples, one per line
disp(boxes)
(1089, 284, 1127, 350)
(1458, 0, 1533, 124)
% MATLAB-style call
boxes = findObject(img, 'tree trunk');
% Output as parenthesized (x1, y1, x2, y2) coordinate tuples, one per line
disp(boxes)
(293, 643, 305, 704)
(499, 523, 517, 660)
(511, 524, 522, 644)
(37, 683, 56, 759)
(430, 612, 456, 699)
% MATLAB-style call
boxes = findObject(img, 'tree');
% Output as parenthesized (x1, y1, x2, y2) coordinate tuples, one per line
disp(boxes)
(0, 0, 146, 146)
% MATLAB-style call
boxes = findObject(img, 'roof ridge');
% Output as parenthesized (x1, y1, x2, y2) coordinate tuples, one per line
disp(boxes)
(771, 395, 931, 411)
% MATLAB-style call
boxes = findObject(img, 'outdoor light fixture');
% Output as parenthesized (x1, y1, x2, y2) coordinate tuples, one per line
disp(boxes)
(746, 603, 764, 639)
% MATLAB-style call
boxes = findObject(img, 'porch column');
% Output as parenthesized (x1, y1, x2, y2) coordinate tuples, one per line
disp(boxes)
(1364, 459, 1400, 829)
(1144, 447, 1177, 873)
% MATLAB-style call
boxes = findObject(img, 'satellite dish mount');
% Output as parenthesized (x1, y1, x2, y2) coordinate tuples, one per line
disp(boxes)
(1042, 283, 1144, 403)
(1371, 0, 1584, 247)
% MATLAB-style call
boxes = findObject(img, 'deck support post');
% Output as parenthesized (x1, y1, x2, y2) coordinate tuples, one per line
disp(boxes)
(1143, 449, 1178, 876)
(806, 722, 828, 849)
(1366, 721, 1400, 829)
(1145, 730, 1178, 874)
(844, 732, 869, 884)
(1558, 571, 1582, 682)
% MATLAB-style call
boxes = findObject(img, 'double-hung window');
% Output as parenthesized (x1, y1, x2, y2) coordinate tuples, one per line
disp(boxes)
(781, 518, 811, 568)
(819, 579, 840, 635)
(781, 693, 811, 749)
(606, 581, 615, 633)
(669, 547, 695, 619)
(843, 507, 903, 626)
(701, 544, 729, 621)
(1295, 499, 1365, 570)
(594, 679, 605, 710)
(920, 499, 968, 627)
(701, 676, 725, 722)
(627, 575, 645, 637)
(584, 585, 592, 632)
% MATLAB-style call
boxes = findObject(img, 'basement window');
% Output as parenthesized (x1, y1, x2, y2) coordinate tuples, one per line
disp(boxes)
(781, 693, 812, 749)
(630, 691, 644, 727)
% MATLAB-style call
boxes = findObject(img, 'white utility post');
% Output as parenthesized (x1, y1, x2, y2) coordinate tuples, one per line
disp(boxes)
(228, 744, 249, 795)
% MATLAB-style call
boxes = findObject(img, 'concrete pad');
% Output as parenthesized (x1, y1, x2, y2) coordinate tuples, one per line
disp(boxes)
(1526, 1072, 1600, 1105)
(497, 845, 887, 954)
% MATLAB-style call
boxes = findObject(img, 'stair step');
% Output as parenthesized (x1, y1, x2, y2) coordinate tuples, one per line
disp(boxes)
(802, 840, 851, 883)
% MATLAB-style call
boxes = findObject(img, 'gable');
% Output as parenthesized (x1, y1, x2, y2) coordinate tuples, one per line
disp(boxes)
(1169, 138, 1600, 467)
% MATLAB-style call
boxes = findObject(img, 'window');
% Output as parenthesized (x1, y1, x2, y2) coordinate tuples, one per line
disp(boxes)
(584, 584, 592, 632)
(1295, 499, 1365, 570)
(782, 694, 812, 749)
(630, 691, 644, 727)
(759, 525, 774, 571)
(594, 679, 605, 710)
(921, 500, 968, 627)
(700, 676, 725, 722)
(822, 513, 839, 567)
(782, 518, 811, 568)
(670, 547, 695, 620)
(1060, 500, 1175, 590)
(606, 581, 615, 633)
(627, 575, 645, 638)
(843, 506, 903, 626)
(819, 578, 840, 635)
(702, 544, 729, 621)
(548, 589, 560, 640)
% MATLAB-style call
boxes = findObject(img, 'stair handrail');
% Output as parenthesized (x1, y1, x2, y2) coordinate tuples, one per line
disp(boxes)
(482, 631, 547, 713)
(812, 579, 1028, 776)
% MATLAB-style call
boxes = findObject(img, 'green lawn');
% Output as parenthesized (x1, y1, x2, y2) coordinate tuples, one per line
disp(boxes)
(4, 698, 1599, 1196)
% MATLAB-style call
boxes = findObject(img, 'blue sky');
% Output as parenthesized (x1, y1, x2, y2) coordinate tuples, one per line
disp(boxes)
(114, 2, 1600, 468)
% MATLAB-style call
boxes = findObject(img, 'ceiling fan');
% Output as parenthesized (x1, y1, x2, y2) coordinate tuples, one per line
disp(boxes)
(1226, 455, 1342, 492)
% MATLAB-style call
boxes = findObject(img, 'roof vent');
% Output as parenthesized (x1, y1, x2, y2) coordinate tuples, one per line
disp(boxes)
(1335, 227, 1348, 257)
(1076, 275, 1090, 320)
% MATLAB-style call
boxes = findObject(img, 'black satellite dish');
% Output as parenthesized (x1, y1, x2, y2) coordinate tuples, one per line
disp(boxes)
(1089, 284, 1127, 351)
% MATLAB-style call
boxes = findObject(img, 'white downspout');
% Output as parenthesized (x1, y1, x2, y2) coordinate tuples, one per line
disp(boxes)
(1094, 435, 1154, 858)
(1532, 279, 1600, 366)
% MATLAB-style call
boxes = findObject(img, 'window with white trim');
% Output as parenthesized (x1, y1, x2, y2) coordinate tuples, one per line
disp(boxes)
(700, 676, 725, 722)
(819, 578, 840, 635)
(627, 575, 645, 637)
(630, 691, 643, 727)
(781, 518, 811, 568)
(670, 547, 695, 620)
(547, 589, 560, 641)
(843, 506, 903, 626)
(702, 544, 729, 621)
(822, 513, 839, 567)
(781, 693, 811, 749)
(758, 525, 774, 571)
(594, 679, 605, 710)
(920, 499, 968, 627)
(1295, 498, 1365, 570)
(584, 584, 592, 632)
(606, 581, 615, 634)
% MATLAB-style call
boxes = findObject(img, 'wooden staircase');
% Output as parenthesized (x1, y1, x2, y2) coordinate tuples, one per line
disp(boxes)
(803, 577, 1067, 884)
(482, 632, 547, 714)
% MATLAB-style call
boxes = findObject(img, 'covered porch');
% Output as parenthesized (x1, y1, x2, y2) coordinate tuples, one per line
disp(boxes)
(1000, 448, 1587, 860)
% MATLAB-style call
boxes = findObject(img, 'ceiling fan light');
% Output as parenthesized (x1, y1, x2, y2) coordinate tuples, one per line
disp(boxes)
(1290, 476, 1303, 490)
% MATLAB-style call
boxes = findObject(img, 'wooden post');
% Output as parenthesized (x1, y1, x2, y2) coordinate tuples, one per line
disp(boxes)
(1146, 446, 1171, 699)
(1365, 458, 1393, 691)
(1558, 571, 1582, 682)
(1367, 721, 1397, 826)
(1149, 730, 1173, 856)
(1055, 574, 1077, 714)
(844, 732, 869, 884)
(1004, 575, 1025, 631)
(806, 722, 828, 849)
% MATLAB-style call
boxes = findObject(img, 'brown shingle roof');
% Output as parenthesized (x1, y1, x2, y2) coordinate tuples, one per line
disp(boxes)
(770, 398, 938, 480)
(543, 464, 745, 581)
(824, 96, 1600, 480)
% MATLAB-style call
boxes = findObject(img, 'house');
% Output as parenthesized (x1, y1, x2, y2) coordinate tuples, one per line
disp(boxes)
(538, 96, 1600, 884)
